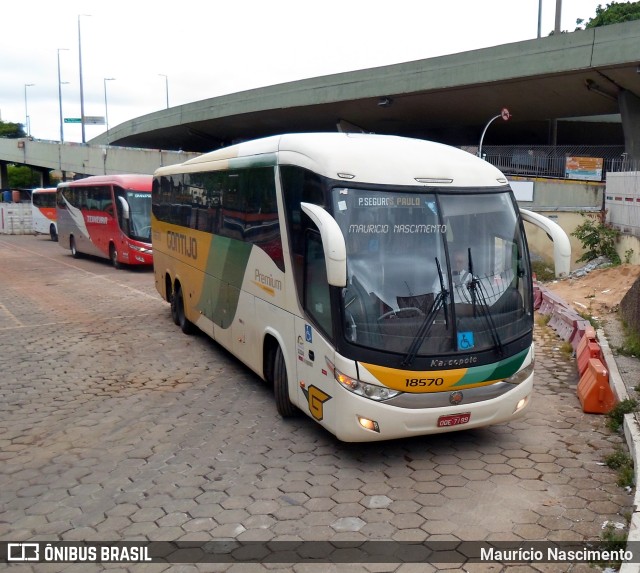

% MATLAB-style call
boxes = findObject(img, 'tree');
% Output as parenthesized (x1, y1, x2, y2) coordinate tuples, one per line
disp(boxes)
(571, 212, 621, 265)
(7, 165, 41, 189)
(576, 1, 640, 29)
(0, 120, 26, 139)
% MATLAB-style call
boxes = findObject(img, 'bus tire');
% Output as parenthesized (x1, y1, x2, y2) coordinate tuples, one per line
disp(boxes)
(274, 346, 297, 417)
(173, 284, 195, 335)
(170, 287, 180, 326)
(109, 243, 121, 269)
(70, 236, 80, 258)
(50, 225, 58, 242)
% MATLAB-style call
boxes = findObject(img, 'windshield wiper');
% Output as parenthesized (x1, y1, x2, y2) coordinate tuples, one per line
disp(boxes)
(466, 248, 504, 355)
(401, 258, 449, 368)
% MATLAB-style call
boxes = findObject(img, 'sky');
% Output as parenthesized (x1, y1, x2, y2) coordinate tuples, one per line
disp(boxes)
(1, 0, 603, 144)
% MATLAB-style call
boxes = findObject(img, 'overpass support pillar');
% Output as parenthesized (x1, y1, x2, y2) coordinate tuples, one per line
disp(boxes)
(620, 90, 640, 163)
(38, 168, 51, 187)
(0, 162, 8, 189)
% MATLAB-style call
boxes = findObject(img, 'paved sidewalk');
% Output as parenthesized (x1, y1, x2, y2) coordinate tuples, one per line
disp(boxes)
(0, 235, 634, 572)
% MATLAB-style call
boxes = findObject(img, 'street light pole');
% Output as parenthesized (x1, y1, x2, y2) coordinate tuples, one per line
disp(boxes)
(57, 48, 69, 143)
(555, 0, 563, 33)
(478, 108, 511, 159)
(24, 83, 34, 136)
(159, 74, 169, 109)
(104, 77, 115, 133)
(537, 0, 543, 38)
(78, 14, 91, 143)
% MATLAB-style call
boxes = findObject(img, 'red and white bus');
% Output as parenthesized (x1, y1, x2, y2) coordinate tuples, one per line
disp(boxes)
(31, 187, 58, 241)
(57, 174, 153, 268)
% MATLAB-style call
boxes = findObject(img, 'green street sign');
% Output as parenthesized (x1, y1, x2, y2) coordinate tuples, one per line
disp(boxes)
(64, 118, 82, 124)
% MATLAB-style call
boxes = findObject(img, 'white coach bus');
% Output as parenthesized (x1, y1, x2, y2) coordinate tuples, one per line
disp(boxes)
(152, 132, 543, 442)
(31, 187, 58, 241)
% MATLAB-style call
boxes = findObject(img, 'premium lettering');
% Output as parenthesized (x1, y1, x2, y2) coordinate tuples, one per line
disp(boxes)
(255, 269, 282, 291)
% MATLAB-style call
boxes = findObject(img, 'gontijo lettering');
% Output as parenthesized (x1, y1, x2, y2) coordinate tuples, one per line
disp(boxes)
(167, 231, 197, 259)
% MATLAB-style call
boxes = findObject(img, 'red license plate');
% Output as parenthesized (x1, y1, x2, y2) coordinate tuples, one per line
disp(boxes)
(437, 413, 471, 427)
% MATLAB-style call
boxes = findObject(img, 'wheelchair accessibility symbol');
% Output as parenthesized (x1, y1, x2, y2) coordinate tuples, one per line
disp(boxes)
(457, 331, 474, 350)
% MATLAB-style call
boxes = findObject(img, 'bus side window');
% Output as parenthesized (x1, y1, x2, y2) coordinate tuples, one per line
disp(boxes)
(304, 231, 332, 336)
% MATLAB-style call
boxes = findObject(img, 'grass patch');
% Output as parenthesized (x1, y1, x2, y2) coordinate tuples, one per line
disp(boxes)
(559, 341, 574, 357)
(531, 260, 555, 282)
(605, 448, 635, 488)
(598, 519, 630, 568)
(578, 311, 601, 330)
(536, 314, 551, 327)
(616, 321, 640, 358)
(606, 398, 638, 432)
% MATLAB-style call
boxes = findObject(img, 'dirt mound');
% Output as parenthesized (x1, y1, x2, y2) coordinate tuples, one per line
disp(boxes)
(544, 264, 640, 321)
(543, 264, 640, 397)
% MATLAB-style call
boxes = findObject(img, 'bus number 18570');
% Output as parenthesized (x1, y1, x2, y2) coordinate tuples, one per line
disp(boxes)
(405, 378, 444, 388)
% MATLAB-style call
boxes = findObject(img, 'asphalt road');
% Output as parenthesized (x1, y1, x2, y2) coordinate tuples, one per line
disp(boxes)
(0, 234, 632, 573)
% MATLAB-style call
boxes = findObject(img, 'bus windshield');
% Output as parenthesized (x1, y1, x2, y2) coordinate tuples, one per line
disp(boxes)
(126, 191, 152, 242)
(333, 187, 531, 359)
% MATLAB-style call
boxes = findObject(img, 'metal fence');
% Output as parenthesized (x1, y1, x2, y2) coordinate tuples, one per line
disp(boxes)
(460, 144, 640, 237)
(467, 145, 629, 180)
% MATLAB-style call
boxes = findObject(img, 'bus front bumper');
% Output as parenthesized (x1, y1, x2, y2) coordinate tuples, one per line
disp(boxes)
(330, 373, 533, 442)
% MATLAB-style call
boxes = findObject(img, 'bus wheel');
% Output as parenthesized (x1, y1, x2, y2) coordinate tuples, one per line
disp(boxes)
(109, 243, 121, 269)
(173, 284, 195, 335)
(274, 346, 297, 417)
(170, 287, 180, 326)
(70, 237, 80, 258)
(50, 225, 58, 242)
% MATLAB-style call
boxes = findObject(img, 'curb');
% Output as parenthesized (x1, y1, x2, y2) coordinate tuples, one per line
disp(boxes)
(600, 328, 640, 573)
(622, 411, 640, 573)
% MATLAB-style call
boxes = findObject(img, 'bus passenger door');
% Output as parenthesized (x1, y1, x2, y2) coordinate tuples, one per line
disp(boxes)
(294, 231, 336, 430)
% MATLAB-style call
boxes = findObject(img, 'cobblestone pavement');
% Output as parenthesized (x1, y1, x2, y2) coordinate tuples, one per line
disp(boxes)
(0, 235, 633, 573)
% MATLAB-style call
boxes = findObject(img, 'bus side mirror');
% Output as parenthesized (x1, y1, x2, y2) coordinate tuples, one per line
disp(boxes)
(519, 208, 571, 278)
(118, 196, 130, 220)
(301, 202, 347, 287)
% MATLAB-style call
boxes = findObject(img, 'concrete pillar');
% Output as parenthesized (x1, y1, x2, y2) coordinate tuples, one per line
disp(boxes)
(619, 90, 640, 163)
(39, 168, 50, 187)
(0, 162, 8, 189)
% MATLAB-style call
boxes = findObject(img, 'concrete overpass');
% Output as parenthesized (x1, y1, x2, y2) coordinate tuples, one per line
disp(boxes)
(1, 19, 640, 185)
(0, 140, 198, 187)
(93, 19, 640, 155)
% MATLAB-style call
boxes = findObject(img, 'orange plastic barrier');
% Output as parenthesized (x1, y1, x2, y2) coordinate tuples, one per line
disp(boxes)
(577, 340, 602, 376)
(577, 358, 616, 414)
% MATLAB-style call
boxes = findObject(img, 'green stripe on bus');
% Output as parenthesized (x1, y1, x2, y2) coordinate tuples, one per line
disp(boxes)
(452, 348, 528, 386)
(199, 236, 253, 329)
(228, 153, 278, 170)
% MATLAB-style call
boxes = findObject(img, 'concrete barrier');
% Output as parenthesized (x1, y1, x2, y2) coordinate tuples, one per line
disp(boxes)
(569, 320, 594, 351)
(548, 306, 582, 341)
(538, 290, 568, 316)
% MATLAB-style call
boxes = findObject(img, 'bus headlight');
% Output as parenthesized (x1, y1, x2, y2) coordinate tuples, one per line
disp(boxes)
(504, 361, 534, 385)
(328, 360, 401, 402)
(128, 243, 152, 253)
